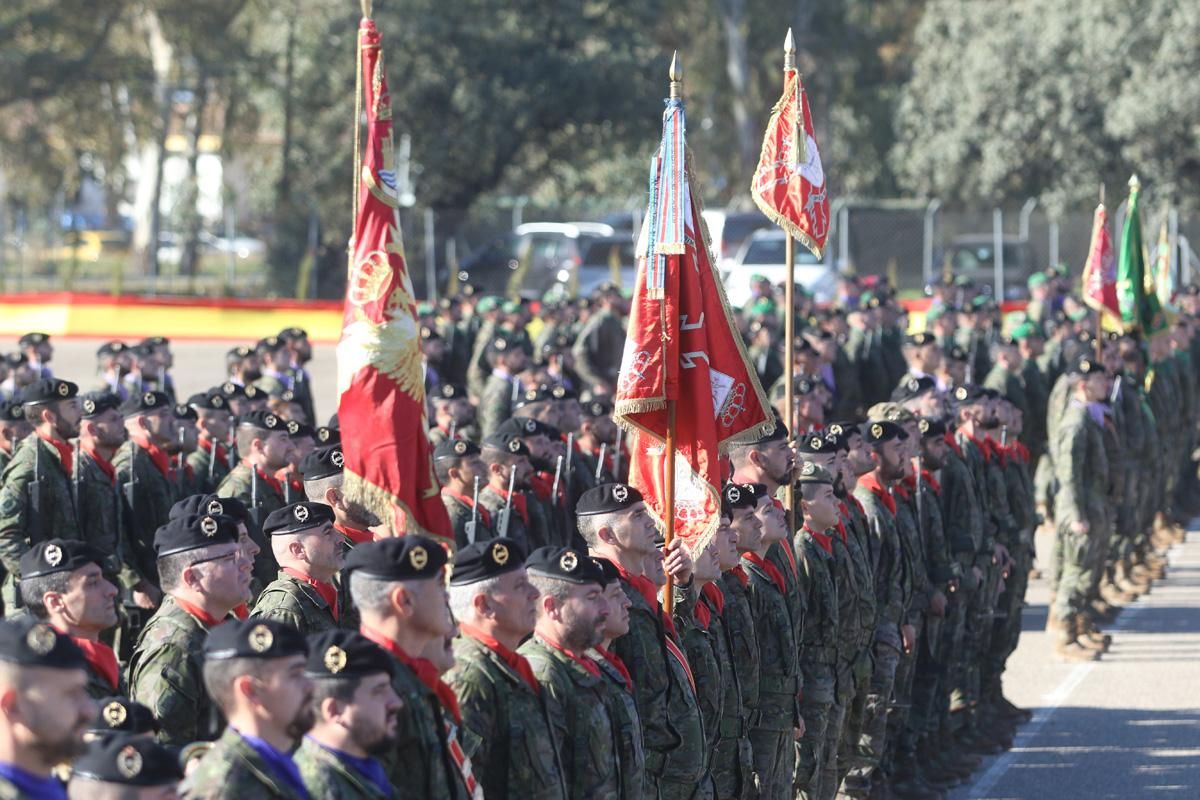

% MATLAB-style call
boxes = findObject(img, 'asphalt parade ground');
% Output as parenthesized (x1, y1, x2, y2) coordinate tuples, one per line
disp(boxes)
(951, 525, 1200, 800)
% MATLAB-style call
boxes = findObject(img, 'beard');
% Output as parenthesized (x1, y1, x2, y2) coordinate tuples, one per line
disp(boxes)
(54, 416, 79, 440)
(832, 473, 847, 498)
(562, 612, 603, 652)
(285, 702, 317, 742)
(357, 712, 401, 757)
(982, 415, 1002, 429)
(344, 499, 381, 528)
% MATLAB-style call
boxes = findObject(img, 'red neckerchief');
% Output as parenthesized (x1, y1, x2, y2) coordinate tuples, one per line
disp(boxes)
(173, 596, 226, 628)
(37, 433, 73, 475)
(82, 445, 116, 485)
(729, 565, 750, 587)
(334, 522, 375, 546)
(232, 604, 249, 620)
(287, 475, 303, 494)
(692, 598, 711, 630)
(845, 494, 866, 515)
(983, 438, 1007, 466)
(130, 434, 173, 480)
(199, 435, 229, 468)
(281, 566, 339, 621)
(921, 469, 941, 495)
(250, 465, 284, 498)
(612, 561, 679, 641)
(805, 525, 834, 556)
(67, 635, 119, 690)
(529, 473, 556, 503)
(833, 507, 849, 543)
(857, 472, 897, 516)
(441, 491, 492, 530)
(360, 626, 462, 723)
(968, 435, 991, 464)
(1016, 442, 1030, 463)
(538, 634, 600, 678)
(459, 622, 539, 694)
(595, 646, 633, 691)
(943, 431, 963, 457)
(742, 552, 787, 594)
(769, 498, 800, 577)
(701, 582, 726, 615)
(493, 485, 529, 524)
(895, 479, 912, 501)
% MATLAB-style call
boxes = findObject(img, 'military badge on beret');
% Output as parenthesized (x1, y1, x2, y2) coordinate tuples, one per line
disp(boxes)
(323, 645, 347, 675)
(492, 542, 510, 566)
(212, 395, 225, 408)
(919, 419, 930, 434)
(1079, 358, 1091, 371)
(286, 420, 299, 435)
(409, 546, 429, 570)
(726, 485, 742, 503)
(264, 414, 278, 429)
(200, 516, 219, 537)
(801, 462, 816, 476)
(612, 484, 629, 503)
(331, 450, 345, 468)
(525, 388, 538, 401)
(810, 436, 823, 450)
(223, 382, 237, 394)
(26, 624, 56, 655)
(954, 386, 968, 401)
(828, 423, 843, 435)
(453, 441, 468, 456)
(44, 544, 62, 568)
(442, 384, 455, 398)
(507, 438, 522, 454)
(116, 745, 143, 779)
(83, 398, 96, 415)
(559, 551, 579, 572)
(523, 418, 537, 434)
(552, 386, 566, 399)
(294, 505, 310, 523)
(871, 423, 883, 439)
(317, 427, 331, 442)
(103, 701, 127, 727)
(206, 499, 224, 516)
(142, 392, 156, 406)
(248, 624, 274, 653)
(58, 382, 70, 397)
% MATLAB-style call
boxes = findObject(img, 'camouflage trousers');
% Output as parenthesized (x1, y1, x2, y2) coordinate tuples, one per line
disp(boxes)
(985, 537, 1033, 697)
(848, 641, 901, 776)
(749, 727, 795, 800)
(654, 773, 714, 800)
(954, 565, 997, 717)
(711, 731, 754, 800)
(795, 672, 839, 800)
(1052, 527, 1098, 620)
(886, 617, 923, 765)
(836, 648, 874, 783)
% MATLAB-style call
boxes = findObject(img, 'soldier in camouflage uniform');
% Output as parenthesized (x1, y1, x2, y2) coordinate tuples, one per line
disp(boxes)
(520, 545, 621, 799)
(478, 335, 527, 439)
(187, 390, 235, 493)
(217, 408, 296, 591)
(580, 482, 708, 800)
(344, 537, 473, 799)
(0, 400, 30, 476)
(251, 502, 344, 635)
(279, 327, 317, 423)
(180, 618, 311, 799)
(295, 630, 404, 800)
(129, 513, 253, 747)
(447, 538, 568, 799)
(477, 432, 546, 553)
(428, 384, 477, 447)
(75, 393, 126, 565)
(434, 439, 495, 548)
(570, 287, 626, 395)
(17, 539, 123, 699)
(0, 379, 82, 612)
(300, 443, 376, 551)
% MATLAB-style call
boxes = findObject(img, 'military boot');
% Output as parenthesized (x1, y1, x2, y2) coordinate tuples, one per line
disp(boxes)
(1077, 615, 1111, 651)
(1054, 615, 1100, 662)
(1044, 593, 1062, 633)
(915, 737, 960, 789)
(888, 750, 943, 800)
(939, 724, 981, 777)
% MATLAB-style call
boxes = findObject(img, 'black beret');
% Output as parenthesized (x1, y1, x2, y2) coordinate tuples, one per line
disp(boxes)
(526, 546, 606, 585)
(862, 420, 907, 445)
(822, 429, 850, 452)
(131, 342, 157, 359)
(451, 537, 527, 585)
(435, 384, 468, 402)
(949, 384, 987, 405)
(746, 414, 787, 445)
(140, 336, 169, 348)
(305, 630, 394, 679)
(795, 461, 834, 484)
(2, 353, 27, 369)
(514, 386, 555, 408)
(433, 439, 479, 461)
(285, 419, 314, 439)
(576, 482, 643, 517)
(218, 381, 247, 398)
(342, 535, 448, 581)
(80, 391, 121, 419)
(18, 379, 78, 405)
(825, 421, 859, 439)
(256, 335, 286, 353)
(946, 345, 969, 363)
(0, 399, 22, 423)
(272, 387, 297, 402)
(905, 332, 938, 347)
(1071, 356, 1106, 376)
(203, 618, 307, 662)
(72, 733, 182, 787)
(118, 390, 170, 417)
(278, 327, 308, 342)
(327, 412, 340, 429)
(0, 617, 86, 669)
(891, 376, 937, 402)
(302, 445, 344, 480)
(481, 432, 530, 458)
(239, 408, 286, 431)
(917, 417, 947, 439)
(486, 336, 515, 355)
(96, 341, 129, 358)
(582, 397, 613, 418)
(88, 697, 160, 737)
(173, 403, 198, 421)
(314, 425, 340, 445)
(722, 483, 757, 513)
(796, 431, 833, 455)
(153, 513, 239, 557)
(188, 391, 230, 412)
(263, 502, 335, 536)
(169, 494, 248, 524)
(498, 416, 558, 440)
(242, 384, 265, 401)
(18, 332, 49, 347)
(420, 326, 441, 341)
(19, 539, 107, 580)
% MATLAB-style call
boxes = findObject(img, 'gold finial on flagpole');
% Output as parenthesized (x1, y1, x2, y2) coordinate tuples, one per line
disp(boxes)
(669, 51, 682, 100)
(784, 28, 796, 71)
(361, 0, 372, 18)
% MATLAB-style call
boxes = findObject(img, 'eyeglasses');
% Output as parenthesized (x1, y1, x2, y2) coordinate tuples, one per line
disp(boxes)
(190, 550, 239, 568)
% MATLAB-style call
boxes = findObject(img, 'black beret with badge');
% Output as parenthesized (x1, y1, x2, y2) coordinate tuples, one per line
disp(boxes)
(173, 403, 198, 421)
(917, 417, 947, 439)
(481, 431, 530, 458)
(576, 482, 643, 517)
(435, 384, 468, 402)
(747, 413, 787, 445)
(279, 327, 308, 342)
(315, 425, 340, 445)
(862, 419, 907, 445)
(433, 438, 479, 462)
(188, 391, 229, 412)
(822, 427, 850, 452)
(341, 535, 448, 580)
(905, 332, 938, 347)
(153, 513, 239, 557)
(451, 537, 526, 585)
(0, 399, 22, 423)
(218, 381, 247, 399)
(525, 545, 606, 585)
(796, 461, 834, 485)
(96, 341, 128, 358)
(795, 432, 832, 455)
(18, 378, 78, 405)
(80, 391, 120, 419)
(305, 630, 395, 680)
(243, 384, 265, 401)
(203, 617, 308, 662)
(891, 375, 937, 402)
(582, 397, 614, 418)
(302, 444, 345, 480)
(87, 696, 160, 738)
(514, 385, 555, 409)
(239, 408, 285, 431)
(949, 383, 987, 406)
(19, 539, 107, 580)
(169, 493, 248, 523)
(722, 482, 757, 514)
(18, 332, 49, 347)
(285, 419, 314, 439)
(72, 733, 182, 787)
(263, 502, 335, 537)
(1071, 356, 1106, 376)
(0, 616, 86, 669)
(118, 390, 170, 417)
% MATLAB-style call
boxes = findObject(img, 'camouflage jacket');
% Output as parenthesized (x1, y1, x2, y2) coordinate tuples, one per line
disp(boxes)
(187, 438, 233, 495)
(937, 448, 984, 577)
(478, 374, 517, 439)
(700, 581, 753, 800)
(742, 552, 801, 731)
(1020, 359, 1050, 455)
(0, 449, 10, 477)
(795, 531, 840, 695)
(294, 736, 392, 800)
(447, 634, 567, 800)
(520, 634, 620, 800)
(113, 440, 180, 588)
(181, 726, 306, 799)
(1053, 402, 1109, 529)
(673, 586, 723, 763)
(719, 571, 759, 722)
(217, 463, 285, 589)
(570, 309, 625, 390)
(0, 433, 80, 579)
(893, 488, 927, 621)
(442, 492, 495, 549)
(588, 647, 646, 800)
(75, 449, 128, 580)
(838, 499, 878, 656)
(954, 434, 999, 558)
(250, 571, 340, 635)
(611, 576, 706, 785)
(852, 481, 907, 651)
(128, 595, 222, 747)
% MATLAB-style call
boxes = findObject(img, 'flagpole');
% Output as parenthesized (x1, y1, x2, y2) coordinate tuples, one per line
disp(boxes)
(351, 0, 372, 237)
(1096, 183, 1104, 361)
(663, 53, 681, 617)
(782, 29, 798, 536)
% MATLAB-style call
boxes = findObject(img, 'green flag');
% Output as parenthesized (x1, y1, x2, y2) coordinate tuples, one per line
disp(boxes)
(1117, 175, 1166, 333)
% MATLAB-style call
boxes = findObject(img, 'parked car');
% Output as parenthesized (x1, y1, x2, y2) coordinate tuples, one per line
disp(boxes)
(941, 235, 1036, 299)
(457, 222, 616, 299)
(702, 209, 774, 271)
(723, 228, 837, 306)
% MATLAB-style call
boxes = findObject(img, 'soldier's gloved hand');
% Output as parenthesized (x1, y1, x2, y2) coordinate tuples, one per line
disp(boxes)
(663, 538, 693, 585)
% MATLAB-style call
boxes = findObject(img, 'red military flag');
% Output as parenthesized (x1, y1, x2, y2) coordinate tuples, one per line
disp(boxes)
(1082, 202, 1122, 328)
(751, 67, 830, 258)
(614, 84, 774, 550)
(336, 15, 452, 542)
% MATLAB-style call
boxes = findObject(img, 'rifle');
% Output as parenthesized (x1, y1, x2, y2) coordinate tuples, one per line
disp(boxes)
(176, 428, 186, 493)
(122, 445, 139, 516)
(496, 467, 517, 538)
(595, 443, 607, 482)
(207, 436, 216, 483)
(72, 438, 81, 515)
(465, 476, 481, 544)
(614, 428, 624, 480)
(449, 420, 457, 441)
(248, 466, 263, 531)
(28, 437, 42, 520)
(550, 455, 564, 505)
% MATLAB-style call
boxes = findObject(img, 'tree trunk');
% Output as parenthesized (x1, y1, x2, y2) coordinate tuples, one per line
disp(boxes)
(717, 0, 758, 183)
(131, 6, 173, 280)
(179, 70, 210, 279)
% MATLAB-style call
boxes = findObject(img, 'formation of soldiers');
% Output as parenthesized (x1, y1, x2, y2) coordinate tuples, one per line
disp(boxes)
(0, 266, 1195, 799)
